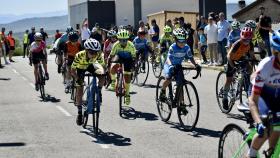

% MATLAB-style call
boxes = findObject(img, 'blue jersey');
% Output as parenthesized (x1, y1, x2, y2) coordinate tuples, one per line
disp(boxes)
(167, 43, 193, 65)
(228, 29, 241, 46)
(133, 37, 150, 53)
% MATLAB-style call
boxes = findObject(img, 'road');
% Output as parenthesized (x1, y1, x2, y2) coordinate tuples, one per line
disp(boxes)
(0, 55, 248, 158)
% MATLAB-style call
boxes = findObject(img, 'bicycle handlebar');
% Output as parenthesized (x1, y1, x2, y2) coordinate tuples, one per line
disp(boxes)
(181, 66, 201, 79)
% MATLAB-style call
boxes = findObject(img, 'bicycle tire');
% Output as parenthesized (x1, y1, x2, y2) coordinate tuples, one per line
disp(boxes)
(133, 58, 149, 87)
(218, 123, 250, 158)
(152, 59, 162, 78)
(177, 81, 200, 131)
(216, 71, 234, 114)
(38, 66, 45, 100)
(156, 76, 172, 122)
(118, 72, 124, 117)
(93, 87, 100, 137)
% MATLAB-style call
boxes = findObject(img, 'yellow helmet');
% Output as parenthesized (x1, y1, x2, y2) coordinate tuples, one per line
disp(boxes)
(117, 29, 129, 39)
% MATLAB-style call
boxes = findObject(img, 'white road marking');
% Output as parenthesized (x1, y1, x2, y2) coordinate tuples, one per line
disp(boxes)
(56, 106, 72, 117)
(29, 83, 35, 88)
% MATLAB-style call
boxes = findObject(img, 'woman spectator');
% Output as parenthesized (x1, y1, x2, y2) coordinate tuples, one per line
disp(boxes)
(6, 31, 15, 62)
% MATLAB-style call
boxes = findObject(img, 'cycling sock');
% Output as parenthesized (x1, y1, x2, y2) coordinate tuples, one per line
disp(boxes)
(247, 147, 258, 158)
(77, 105, 82, 114)
(125, 83, 130, 96)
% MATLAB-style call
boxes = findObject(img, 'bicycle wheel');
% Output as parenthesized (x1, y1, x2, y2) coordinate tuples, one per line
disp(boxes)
(38, 66, 45, 100)
(118, 73, 124, 117)
(177, 81, 199, 131)
(135, 59, 149, 86)
(93, 88, 100, 136)
(82, 87, 89, 129)
(218, 123, 250, 158)
(152, 58, 162, 78)
(216, 71, 234, 114)
(156, 76, 172, 122)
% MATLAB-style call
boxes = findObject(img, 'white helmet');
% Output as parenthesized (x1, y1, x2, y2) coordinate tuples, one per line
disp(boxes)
(34, 32, 43, 40)
(84, 38, 101, 51)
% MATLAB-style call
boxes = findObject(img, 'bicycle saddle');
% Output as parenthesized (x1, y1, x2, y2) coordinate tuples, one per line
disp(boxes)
(237, 102, 250, 113)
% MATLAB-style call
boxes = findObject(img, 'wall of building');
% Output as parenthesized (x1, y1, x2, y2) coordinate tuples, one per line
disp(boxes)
(69, 2, 88, 28)
(115, 0, 135, 26)
(199, 0, 226, 17)
(234, 0, 280, 22)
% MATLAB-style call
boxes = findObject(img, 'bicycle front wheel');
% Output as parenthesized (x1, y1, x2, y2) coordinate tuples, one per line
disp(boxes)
(152, 57, 162, 78)
(135, 59, 149, 86)
(118, 73, 124, 117)
(38, 66, 45, 100)
(156, 76, 172, 122)
(177, 81, 199, 131)
(218, 123, 250, 158)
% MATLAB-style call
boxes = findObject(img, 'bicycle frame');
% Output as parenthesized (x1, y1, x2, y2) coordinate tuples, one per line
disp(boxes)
(116, 64, 125, 96)
(85, 74, 100, 114)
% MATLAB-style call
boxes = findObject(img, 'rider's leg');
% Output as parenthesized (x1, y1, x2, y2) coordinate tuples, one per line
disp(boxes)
(247, 132, 268, 158)
(109, 64, 118, 90)
(267, 131, 280, 156)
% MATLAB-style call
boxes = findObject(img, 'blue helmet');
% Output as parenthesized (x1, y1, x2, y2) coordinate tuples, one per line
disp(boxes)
(271, 29, 280, 52)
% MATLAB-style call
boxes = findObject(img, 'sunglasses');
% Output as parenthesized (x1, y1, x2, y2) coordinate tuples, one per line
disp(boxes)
(177, 39, 186, 43)
(87, 50, 98, 55)
(119, 39, 128, 43)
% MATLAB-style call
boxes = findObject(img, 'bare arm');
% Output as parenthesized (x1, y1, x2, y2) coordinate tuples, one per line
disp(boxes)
(249, 94, 262, 124)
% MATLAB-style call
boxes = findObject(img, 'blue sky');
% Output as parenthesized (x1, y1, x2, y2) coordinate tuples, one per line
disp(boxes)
(0, 0, 67, 15)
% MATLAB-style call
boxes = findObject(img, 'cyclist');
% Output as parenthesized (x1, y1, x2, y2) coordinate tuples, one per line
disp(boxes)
(159, 28, 201, 101)
(54, 26, 74, 73)
(159, 26, 174, 64)
(64, 31, 82, 93)
(71, 38, 105, 126)
(108, 29, 136, 105)
(222, 27, 256, 110)
(227, 20, 241, 48)
(29, 32, 49, 91)
(247, 29, 280, 158)
(133, 28, 154, 64)
(103, 30, 117, 64)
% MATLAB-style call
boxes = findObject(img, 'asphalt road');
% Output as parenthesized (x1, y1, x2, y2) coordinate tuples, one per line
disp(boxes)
(0, 55, 249, 158)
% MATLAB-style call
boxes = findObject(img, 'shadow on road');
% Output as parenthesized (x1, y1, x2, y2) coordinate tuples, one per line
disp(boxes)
(119, 107, 158, 121)
(143, 84, 158, 89)
(166, 121, 221, 138)
(81, 129, 131, 146)
(0, 142, 26, 147)
(0, 78, 11, 81)
(227, 113, 246, 121)
(40, 94, 61, 103)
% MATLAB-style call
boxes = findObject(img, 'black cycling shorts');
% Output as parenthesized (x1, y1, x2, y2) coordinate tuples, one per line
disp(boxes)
(67, 56, 75, 67)
(32, 52, 46, 64)
(116, 52, 133, 72)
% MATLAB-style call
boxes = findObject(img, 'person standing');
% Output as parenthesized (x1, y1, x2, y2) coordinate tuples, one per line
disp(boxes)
(204, 17, 218, 66)
(198, 27, 208, 64)
(54, 30, 62, 42)
(217, 12, 231, 65)
(185, 23, 195, 55)
(23, 30, 29, 58)
(40, 27, 48, 42)
(6, 31, 15, 62)
(81, 18, 91, 47)
(151, 19, 160, 62)
(0, 27, 9, 65)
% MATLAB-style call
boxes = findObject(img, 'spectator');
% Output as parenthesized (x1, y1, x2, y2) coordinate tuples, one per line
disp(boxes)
(76, 24, 81, 36)
(40, 27, 48, 42)
(23, 30, 29, 58)
(257, 7, 273, 56)
(0, 28, 4, 68)
(217, 12, 231, 65)
(81, 18, 91, 46)
(179, 17, 188, 30)
(173, 17, 180, 29)
(6, 31, 15, 62)
(28, 27, 36, 47)
(90, 27, 102, 44)
(1, 27, 9, 65)
(151, 19, 160, 60)
(198, 27, 208, 64)
(166, 19, 173, 29)
(196, 16, 207, 31)
(185, 23, 195, 55)
(204, 17, 218, 66)
(127, 25, 136, 41)
(54, 30, 62, 42)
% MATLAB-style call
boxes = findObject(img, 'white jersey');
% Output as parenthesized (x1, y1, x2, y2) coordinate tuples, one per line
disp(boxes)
(252, 56, 280, 95)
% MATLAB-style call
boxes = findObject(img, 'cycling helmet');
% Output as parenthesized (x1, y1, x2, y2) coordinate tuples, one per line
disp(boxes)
(117, 29, 129, 39)
(231, 21, 241, 29)
(84, 38, 101, 51)
(271, 29, 280, 52)
(107, 30, 117, 38)
(163, 26, 172, 33)
(34, 32, 43, 40)
(68, 31, 79, 42)
(244, 20, 257, 29)
(66, 26, 74, 33)
(173, 28, 187, 41)
(240, 27, 253, 40)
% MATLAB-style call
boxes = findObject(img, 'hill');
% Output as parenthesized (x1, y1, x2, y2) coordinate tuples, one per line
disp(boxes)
(0, 15, 68, 33)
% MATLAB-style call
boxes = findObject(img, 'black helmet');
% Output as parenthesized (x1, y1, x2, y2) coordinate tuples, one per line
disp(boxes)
(68, 31, 79, 42)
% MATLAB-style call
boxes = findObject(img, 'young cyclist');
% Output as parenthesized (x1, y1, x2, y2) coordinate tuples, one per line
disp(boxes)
(247, 29, 280, 158)
(227, 21, 241, 48)
(108, 29, 136, 105)
(159, 26, 174, 64)
(103, 30, 117, 64)
(64, 31, 82, 93)
(222, 27, 256, 110)
(29, 33, 49, 91)
(159, 28, 201, 101)
(71, 38, 105, 126)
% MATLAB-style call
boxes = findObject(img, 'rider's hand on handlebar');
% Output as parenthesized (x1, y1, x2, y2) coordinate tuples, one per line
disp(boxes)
(256, 122, 266, 137)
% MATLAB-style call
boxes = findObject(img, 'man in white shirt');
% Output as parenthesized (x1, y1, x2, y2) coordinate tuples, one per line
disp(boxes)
(204, 17, 218, 66)
(81, 18, 91, 47)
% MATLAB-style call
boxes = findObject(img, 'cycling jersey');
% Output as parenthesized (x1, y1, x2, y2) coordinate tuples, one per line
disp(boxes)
(160, 34, 174, 52)
(30, 41, 46, 53)
(252, 56, 280, 113)
(64, 41, 82, 58)
(110, 41, 136, 59)
(228, 29, 241, 46)
(71, 50, 104, 70)
(103, 39, 115, 61)
(229, 39, 254, 61)
(133, 37, 151, 55)
(166, 43, 193, 65)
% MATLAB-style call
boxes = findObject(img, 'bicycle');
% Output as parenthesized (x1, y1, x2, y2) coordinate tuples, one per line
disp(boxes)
(151, 42, 170, 78)
(132, 50, 149, 87)
(82, 72, 102, 137)
(155, 65, 201, 131)
(216, 59, 258, 114)
(218, 103, 280, 158)
(31, 57, 47, 100)
(61, 58, 67, 85)
(114, 63, 126, 117)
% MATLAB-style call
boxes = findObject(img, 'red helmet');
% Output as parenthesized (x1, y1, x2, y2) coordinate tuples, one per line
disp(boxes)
(240, 27, 253, 40)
